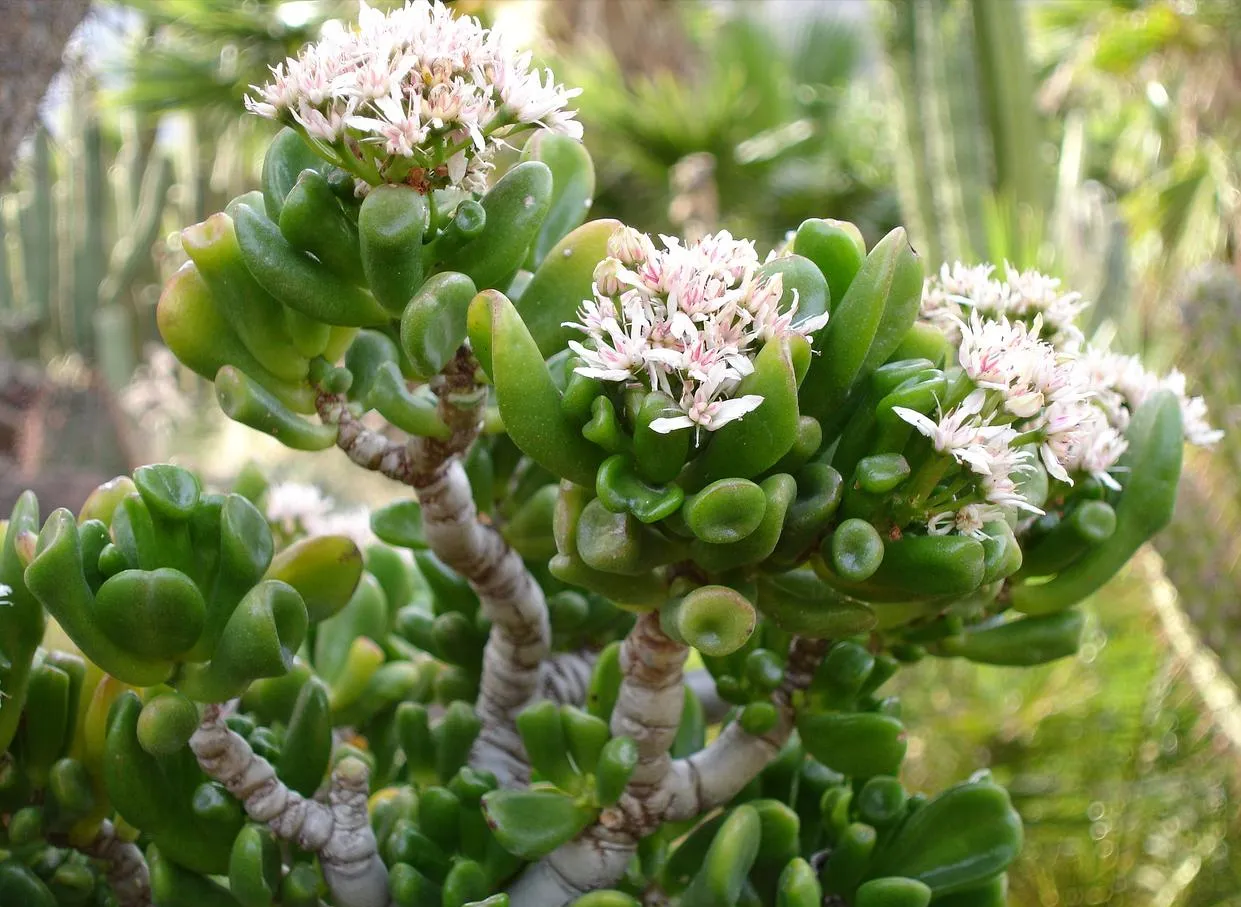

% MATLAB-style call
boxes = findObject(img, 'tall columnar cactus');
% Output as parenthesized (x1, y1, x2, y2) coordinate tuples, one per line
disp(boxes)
(0, 3, 1220, 906)
(877, 0, 1044, 267)
(0, 86, 176, 388)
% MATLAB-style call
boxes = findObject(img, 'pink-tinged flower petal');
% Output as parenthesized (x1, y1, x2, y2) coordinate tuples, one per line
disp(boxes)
(648, 415, 694, 434)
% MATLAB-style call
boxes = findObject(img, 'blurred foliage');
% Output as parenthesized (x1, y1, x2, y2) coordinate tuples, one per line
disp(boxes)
(547, 0, 899, 248)
(1033, 0, 1241, 358)
(900, 555, 1241, 907)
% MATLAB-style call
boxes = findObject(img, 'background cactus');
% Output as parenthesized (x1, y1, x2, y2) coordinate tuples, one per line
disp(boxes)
(0, 79, 175, 388)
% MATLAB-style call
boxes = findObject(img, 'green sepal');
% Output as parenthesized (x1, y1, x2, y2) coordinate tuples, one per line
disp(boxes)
(660, 585, 756, 657)
(358, 184, 428, 312)
(757, 254, 829, 327)
(229, 824, 282, 907)
(215, 366, 338, 450)
(180, 212, 308, 383)
(796, 712, 906, 778)
(157, 262, 316, 414)
(136, 691, 199, 756)
(791, 218, 866, 311)
(261, 127, 331, 221)
(802, 228, 923, 432)
(25, 510, 173, 686)
(520, 132, 596, 269)
(938, 609, 1085, 666)
(264, 535, 363, 623)
(279, 168, 364, 284)
(276, 678, 332, 796)
(234, 203, 389, 327)
(433, 161, 553, 288)
(516, 219, 618, 357)
(474, 289, 604, 485)
(1011, 391, 1182, 614)
(596, 454, 684, 524)
(754, 569, 876, 639)
(399, 270, 477, 379)
(868, 779, 1022, 895)
(366, 361, 452, 439)
(594, 736, 639, 807)
(691, 473, 796, 573)
(697, 336, 803, 482)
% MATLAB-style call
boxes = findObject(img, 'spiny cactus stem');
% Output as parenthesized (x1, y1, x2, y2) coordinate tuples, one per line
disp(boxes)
(78, 820, 152, 907)
(508, 613, 690, 907)
(664, 635, 828, 823)
(190, 705, 388, 907)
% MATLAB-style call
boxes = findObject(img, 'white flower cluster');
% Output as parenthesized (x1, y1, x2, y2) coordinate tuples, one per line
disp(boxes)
(265, 482, 377, 551)
(920, 262, 1088, 350)
(903, 263, 1220, 538)
(245, 0, 581, 190)
(565, 227, 829, 435)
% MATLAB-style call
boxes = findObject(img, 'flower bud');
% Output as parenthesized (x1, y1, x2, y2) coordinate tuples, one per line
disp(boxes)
(607, 225, 650, 267)
(592, 257, 624, 297)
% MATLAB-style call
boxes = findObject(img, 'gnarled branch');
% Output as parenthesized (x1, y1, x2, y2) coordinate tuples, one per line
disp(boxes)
(190, 705, 388, 907)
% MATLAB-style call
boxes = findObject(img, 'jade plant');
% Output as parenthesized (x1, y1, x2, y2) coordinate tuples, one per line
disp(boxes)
(0, 2, 1222, 906)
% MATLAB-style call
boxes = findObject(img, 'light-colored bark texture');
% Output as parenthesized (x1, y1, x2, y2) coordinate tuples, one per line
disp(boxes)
(190, 705, 388, 907)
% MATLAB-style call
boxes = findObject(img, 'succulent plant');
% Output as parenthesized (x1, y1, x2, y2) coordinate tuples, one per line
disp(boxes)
(0, 2, 1217, 906)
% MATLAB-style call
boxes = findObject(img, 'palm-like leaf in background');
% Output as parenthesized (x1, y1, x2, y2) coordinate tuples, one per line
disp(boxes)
(550, 4, 896, 246)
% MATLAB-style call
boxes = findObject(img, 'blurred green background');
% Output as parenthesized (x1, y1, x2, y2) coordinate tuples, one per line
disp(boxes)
(2, 2, 1239, 904)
